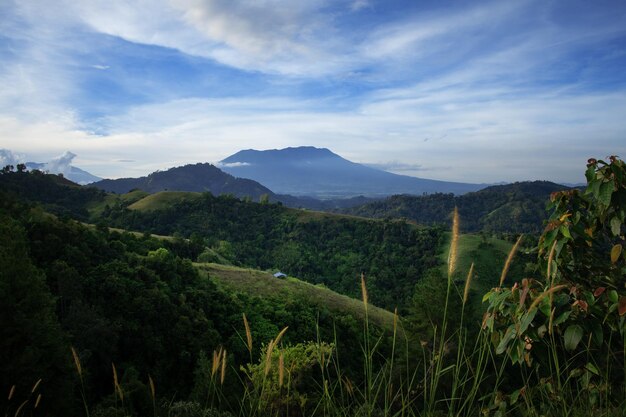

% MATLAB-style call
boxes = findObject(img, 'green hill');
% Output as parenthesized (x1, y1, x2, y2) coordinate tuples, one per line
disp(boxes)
(128, 191, 203, 211)
(343, 180, 569, 233)
(198, 263, 398, 332)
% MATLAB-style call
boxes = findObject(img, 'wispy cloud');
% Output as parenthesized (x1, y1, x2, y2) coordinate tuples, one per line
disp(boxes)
(0, 0, 624, 183)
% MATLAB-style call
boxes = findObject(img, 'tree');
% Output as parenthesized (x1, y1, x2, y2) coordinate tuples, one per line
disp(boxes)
(0, 215, 74, 415)
(483, 156, 626, 407)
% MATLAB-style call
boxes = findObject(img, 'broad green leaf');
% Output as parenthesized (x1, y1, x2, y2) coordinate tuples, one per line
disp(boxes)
(598, 181, 614, 207)
(553, 310, 571, 326)
(585, 362, 600, 376)
(611, 244, 622, 264)
(610, 217, 622, 236)
(520, 308, 537, 333)
(609, 290, 619, 303)
(496, 325, 516, 355)
(591, 323, 603, 345)
(510, 388, 521, 405)
(559, 225, 572, 239)
(564, 325, 584, 352)
(585, 165, 595, 182)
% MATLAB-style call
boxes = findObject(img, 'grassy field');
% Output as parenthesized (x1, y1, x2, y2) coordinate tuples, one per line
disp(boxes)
(86, 189, 149, 217)
(196, 262, 400, 333)
(128, 190, 203, 211)
(439, 232, 522, 300)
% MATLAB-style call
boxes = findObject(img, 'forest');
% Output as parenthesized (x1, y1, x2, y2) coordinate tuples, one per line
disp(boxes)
(1, 157, 625, 417)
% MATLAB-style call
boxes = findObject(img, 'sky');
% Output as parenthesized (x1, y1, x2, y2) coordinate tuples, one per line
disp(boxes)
(0, 0, 625, 184)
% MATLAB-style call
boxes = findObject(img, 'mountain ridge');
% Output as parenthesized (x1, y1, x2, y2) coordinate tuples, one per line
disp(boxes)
(91, 162, 274, 199)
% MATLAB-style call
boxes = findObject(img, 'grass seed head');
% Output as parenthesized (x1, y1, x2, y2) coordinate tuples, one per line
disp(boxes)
(463, 262, 475, 305)
(361, 273, 368, 306)
(31, 378, 42, 394)
(529, 285, 567, 312)
(264, 340, 275, 377)
(212, 347, 223, 377)
(448, 207, 460, 277)
(499, 235, 523, 287)
(243, 313, 253, 353)
(274, 326, 288, 347)
(112, 363, 123, 401)
(148, 375, 156, 400)
(220, 349, 227, 385)
(71, 347, 82, 377)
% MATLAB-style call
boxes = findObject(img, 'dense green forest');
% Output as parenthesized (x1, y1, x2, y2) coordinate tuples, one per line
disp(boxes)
(101, 194, 443, 311)
(343, 181, 569, 233)
(1, 191, 390, 416)
(0, 171, 443, 311)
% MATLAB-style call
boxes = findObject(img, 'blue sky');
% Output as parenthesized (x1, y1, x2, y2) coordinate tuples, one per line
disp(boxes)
(0, 0, 625, 183)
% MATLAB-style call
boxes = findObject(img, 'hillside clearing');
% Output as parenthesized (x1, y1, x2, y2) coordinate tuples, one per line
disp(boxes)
(196, 262, 400, 333)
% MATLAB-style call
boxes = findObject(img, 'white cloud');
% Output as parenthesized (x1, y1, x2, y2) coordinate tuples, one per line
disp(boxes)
(44, 151, 77, 175)
(216, 162, 251, 168)
(0, 149, 25, 167)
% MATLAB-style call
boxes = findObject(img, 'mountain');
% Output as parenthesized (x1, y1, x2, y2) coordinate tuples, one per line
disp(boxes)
(25, 162, 102, 185)
(219, 146, 484, 198)
(343, 180, 569, 233)
(90, 161, 375, 210)
(90, 163, 274, 199)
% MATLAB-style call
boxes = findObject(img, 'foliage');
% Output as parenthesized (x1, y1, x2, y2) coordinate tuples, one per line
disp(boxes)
(0, 214, 74, 415)
(483, 156, 626, 414)
(0, 169, 106, 220)
(242, 342, 334, 416)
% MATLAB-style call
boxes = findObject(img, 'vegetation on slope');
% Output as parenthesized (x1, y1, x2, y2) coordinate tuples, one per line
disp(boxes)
(343, 181, 569, 233)
(101, 191, 444, 311)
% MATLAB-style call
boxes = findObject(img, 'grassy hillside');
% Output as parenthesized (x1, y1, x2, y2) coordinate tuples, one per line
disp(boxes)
(198, 263, 398, 332)
(439, 232, 530, 304)
(128, 190, 203, 211)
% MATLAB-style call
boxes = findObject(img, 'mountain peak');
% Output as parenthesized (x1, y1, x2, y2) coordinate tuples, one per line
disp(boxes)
(222, 146, 338, 165)
(220, 146, 482, 198)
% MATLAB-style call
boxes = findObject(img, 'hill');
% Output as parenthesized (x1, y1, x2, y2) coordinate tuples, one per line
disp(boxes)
(91, 162, 275, 200)
(89, 161, 375, 210)
(220, 146, 484, 198)
(0, 169, 106, 220)
(343, 180, 569, 233)
(198, 263, 397, 332)
(102, 190, 443, 311)
(1, 193, 403, 414)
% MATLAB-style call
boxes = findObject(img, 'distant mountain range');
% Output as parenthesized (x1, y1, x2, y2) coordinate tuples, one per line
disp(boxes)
(219, 146, 484, 198)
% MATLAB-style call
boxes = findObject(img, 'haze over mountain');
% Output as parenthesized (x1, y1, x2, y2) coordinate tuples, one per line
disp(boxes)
(220, 146, 484, 198)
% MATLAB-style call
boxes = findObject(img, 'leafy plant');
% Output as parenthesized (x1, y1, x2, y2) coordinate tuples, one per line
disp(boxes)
(483, 156, 626, 414)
